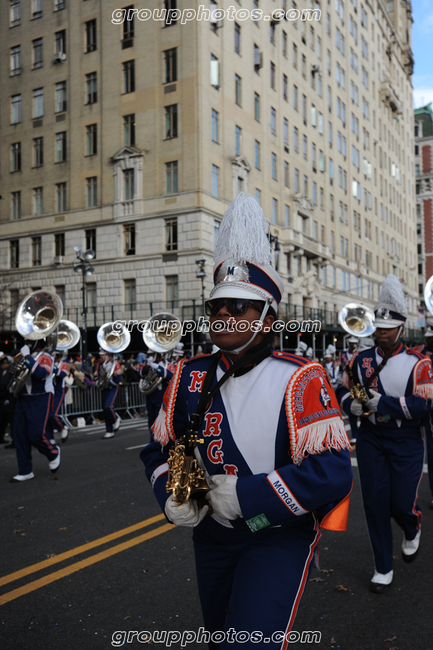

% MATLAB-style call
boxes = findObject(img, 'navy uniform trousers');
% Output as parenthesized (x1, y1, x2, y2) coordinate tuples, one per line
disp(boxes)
(193, 516, 319, 650)
(14, 393, 59, 475)
(101, 385, 119, 433)
(356, 421, 423, 574)
(47, 387, 66, 437)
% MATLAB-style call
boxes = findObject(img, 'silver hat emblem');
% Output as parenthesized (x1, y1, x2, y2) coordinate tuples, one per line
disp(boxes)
(215, 259, 250, 285)
(376, 307, 391, 319)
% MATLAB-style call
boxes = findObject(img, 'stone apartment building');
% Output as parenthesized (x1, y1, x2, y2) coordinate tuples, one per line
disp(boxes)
(0, 0, 420, 351)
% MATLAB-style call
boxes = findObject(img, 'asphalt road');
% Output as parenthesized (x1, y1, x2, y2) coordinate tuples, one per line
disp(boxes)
(1, 419, 433, 650)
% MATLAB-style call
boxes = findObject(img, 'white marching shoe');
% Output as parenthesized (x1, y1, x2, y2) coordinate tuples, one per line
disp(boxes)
(49, 447, 61, 473)
(10, 472, 35, 483)
(370, 570, 393, 593)
(103, 431, 115, 439)
(402, 529, 421, 563)
(61, 427, 69, 443)
(113, 416, 121, 432)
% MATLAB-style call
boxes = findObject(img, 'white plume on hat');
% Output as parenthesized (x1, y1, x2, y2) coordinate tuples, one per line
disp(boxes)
(325, 345, 336, 357)
(376, 275, 408, 316)
(214, 193, 272, 267)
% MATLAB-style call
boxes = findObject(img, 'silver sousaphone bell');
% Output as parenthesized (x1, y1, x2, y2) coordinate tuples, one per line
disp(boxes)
(338, 302, 376, 338)
(140, 312, 182, 395)
(56, 320, 81, 352)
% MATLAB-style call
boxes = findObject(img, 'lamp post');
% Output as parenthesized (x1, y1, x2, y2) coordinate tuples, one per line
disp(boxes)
(196, 257, 207, 317)
(269, 234, 281, 270)
(73, 246, 95, 360)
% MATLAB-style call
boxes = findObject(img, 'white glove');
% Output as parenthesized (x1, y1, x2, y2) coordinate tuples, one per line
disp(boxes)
(365, 390, 381, 413)
(148, 361, 159, 370)
(164, 494, 208, 527)
(206, 475, 242, 520)
(20, 345, 30, 357)
(350, 400, 364, 416)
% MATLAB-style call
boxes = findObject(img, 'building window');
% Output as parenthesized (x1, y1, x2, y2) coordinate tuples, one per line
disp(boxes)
(254, 92, 260, 121)
(86, 177, 97, 207)
(55, 285, 66, 305)
(123, 114, 135, 146)
(33, 187, 43, 216)
(270, 61, 276, 89)
(255, 188, 261, 206)
(11, 95, 21, 124)
(271, 152, 277, 180)
(166, 161, 178, 194)
(86, 19, 97, 52)
(11, 192, 21, 220)
(270, 107, 276, 135)
(284, 161, 290, 187)
(10, 240, 19, 269)
(124, 279, 136, 310)
(85, 229, 96, 255)
(235, 125, 242, 155)
(56, 82, 67, 112)
(235, 74, 242, 106)
(293, 85, 298, 110)
(234, 23, 241, 53)
(55, 0, 66, 10)
(123, 60, 135, 93)
(86, 283, 96, 311)
(123, 169, 135, 200)
(56, 183, 67, 212)
(33, 137, 44, 167)
(211, 109, 218, 142)
(166, 275, 179, 307)
(33, 88, 44, 118)
(33, 38, 43, 68)
(255, 140, 260, 169)
(165, 218, 178, 252)
(212, 164, 219, 197)
(10, 46, 21, 76)
(32, 237, 42, 267)
(164, 47, 177, 83)
(285, 204, 290, 227)
(122, 5, 134, 43)
(272, 198, 278, 224)
(55, 30, 66, 55)
(124, 224, 136, 256)
(86, 124, 97, 155)
(11, 143, 21, 172)
(165, 104, 178, 139)
(86, 72, 97, 104)
(56, 132, 67, 162)
(164, 0, 178, 26)
(283, 74, 288, 101)
(55, 233, 65, 257)
(10, 0, 21, 27)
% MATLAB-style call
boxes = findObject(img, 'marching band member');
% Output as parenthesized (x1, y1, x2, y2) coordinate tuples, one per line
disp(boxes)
(141, 193, 353, 649)
(340, 336, 359, 367)
(10, 341, 60, 482)
(139, 352, 174, 438)
(96, 350, 122, 439)
(47, 354, 71, 444)
(337, 275, 433, 593)
(323, 345, 340, 389)
(416, 327, 433, 508)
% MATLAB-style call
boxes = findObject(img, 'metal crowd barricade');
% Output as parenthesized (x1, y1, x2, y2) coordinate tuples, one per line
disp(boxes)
(61, 383, 146, 428)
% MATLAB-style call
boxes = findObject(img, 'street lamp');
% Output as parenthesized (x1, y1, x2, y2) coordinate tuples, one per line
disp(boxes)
(268, 234, 281, 270)
(196, 258, 207, 317)
(73, 246, 95, 359)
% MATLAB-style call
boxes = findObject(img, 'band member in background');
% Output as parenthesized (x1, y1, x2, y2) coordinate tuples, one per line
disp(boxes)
(139, 353, 174, 439)
(142, 193, 353, 649)
(96, 350, 122, 439)
(337, 275, 433, 593)
(323, 345, 340, 389)
(340, 336, 359, 367)
(10, 342, 60, 482)
(47, 354, 71, 444)
(0, 354, 17, 448)
(416, 327, 433, 508)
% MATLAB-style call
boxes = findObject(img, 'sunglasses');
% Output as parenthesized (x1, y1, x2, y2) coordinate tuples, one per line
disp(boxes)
(205, 298, 265, 317)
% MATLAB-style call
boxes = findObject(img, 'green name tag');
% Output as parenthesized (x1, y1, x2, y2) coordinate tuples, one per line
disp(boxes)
(246, 513, 270, 533)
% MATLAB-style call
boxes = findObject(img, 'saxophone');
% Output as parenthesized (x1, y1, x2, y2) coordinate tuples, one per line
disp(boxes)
(166, 415, 210, 505)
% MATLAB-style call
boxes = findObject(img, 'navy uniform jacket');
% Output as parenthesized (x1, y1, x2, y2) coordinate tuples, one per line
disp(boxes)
(338, 343, 433, 436)
(21, 352, 54, 396)
(142, 351, 353, 533)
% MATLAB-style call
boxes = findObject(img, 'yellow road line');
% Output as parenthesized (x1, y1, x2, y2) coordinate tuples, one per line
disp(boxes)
(0, 522, 174, 606)
(0, 513, 165, 588)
